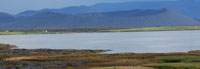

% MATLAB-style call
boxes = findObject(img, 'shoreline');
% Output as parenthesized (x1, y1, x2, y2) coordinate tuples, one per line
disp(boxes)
(1, 26, 200, 35)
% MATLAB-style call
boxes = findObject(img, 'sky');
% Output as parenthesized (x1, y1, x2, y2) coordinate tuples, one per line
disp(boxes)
(0, 0, 176, 14)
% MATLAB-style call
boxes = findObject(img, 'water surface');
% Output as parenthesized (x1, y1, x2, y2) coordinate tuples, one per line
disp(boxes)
(0, 31, 200, 53)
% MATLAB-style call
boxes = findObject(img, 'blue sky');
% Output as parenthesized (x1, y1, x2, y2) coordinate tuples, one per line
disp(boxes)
(0, 0, 175, 14)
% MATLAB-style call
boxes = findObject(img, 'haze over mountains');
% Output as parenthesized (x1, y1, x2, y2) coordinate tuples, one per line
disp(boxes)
(18, 0, 200, 20)
(18, 6, 98, 16)
(0, 8, 199, 29)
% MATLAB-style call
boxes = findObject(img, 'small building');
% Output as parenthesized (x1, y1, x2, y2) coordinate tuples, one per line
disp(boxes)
(45, 30, 48, 32)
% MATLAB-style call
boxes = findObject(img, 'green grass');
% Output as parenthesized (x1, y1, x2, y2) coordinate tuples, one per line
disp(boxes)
(145, 63, 200, 69)
(108, 26, 200, 32)
(1, 26, 200, 35)
(0, 32, 58, 35)
(24, 32, 57, 34)
(145, 56, 200, 69)
(188, 50, 200, 54)
(157, 56, 200, 63)
(0, 57, 5, 61)
(0, 32, 25, 35)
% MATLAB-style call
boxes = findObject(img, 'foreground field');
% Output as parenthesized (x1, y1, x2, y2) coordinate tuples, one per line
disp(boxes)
(145, 63, 200, 69)
(2, 52, 200, 69)
(1, 44, 200, 69)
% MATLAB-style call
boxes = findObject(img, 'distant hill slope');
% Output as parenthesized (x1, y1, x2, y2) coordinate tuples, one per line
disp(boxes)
(17, 0, 200, 20)
(0, 12, 16, 23)
(91, 0, 200, 19)
(0, 8, 200, 29)
(18, 6, 98, 16)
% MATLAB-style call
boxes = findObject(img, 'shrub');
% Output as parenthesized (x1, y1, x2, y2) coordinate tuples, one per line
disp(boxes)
(157, 56, 200, 63)
(0, 57, 5, 61)
(145, 63, 200, 69)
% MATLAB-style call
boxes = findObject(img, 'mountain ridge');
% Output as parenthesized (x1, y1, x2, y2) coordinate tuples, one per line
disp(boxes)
(91, 0, 200, 19)
(0, 8, 199, 29)
(16, 0, 200, 19)
(18, 6, 98, 16)
(0, 12, 16, 23)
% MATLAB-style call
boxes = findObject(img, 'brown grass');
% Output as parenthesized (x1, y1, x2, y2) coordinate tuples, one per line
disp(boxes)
(91, 66, 154, 69)
(1, 51, 200, 69)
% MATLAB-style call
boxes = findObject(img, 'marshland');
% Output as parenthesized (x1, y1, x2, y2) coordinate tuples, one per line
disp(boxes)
(1, 44, 200, 69)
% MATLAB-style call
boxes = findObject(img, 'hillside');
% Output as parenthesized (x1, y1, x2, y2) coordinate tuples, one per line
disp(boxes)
(91, 0, 200, 19)
(16, 0, 200, 20)
(0, 8, 200, 29)
(0, 12, 16, 23)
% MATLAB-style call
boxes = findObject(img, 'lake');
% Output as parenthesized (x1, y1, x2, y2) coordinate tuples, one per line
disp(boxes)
(0, 30, 200, 53)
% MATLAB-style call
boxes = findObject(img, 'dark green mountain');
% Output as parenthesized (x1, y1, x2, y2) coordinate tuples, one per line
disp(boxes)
(0, 12, 15, 23)
(91, 0, 200, 19)
(0, 8, 200, 29)
(17, 0, 200, 20)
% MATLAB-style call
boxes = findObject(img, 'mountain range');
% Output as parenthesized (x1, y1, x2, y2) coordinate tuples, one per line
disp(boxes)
(0, 8, 199, 29)
(0, 12, 15, 23)
(18, 6, 98, 16)
(18, 0, 200, 20)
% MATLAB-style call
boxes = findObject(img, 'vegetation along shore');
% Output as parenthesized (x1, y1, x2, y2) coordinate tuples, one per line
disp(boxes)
(1, 44, 200, 69)
(1, 26, 200, 35)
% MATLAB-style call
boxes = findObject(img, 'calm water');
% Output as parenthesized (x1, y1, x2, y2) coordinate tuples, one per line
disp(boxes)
(0, 31, 200, 53)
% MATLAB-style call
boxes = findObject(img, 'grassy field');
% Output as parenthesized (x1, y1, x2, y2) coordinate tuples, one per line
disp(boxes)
(145, 63, 200, 69)
(0, 32, 25, 35)
(1, 26, 200, 35)
(108, 26, 200, 32)
(156, 56, 200, 63)
(1, 51, 200, 69)
(142, 56, 200, 69)
(0, 32, 58, 35)
(2, 44, 200, 69)
(0, 57, 5, 61)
